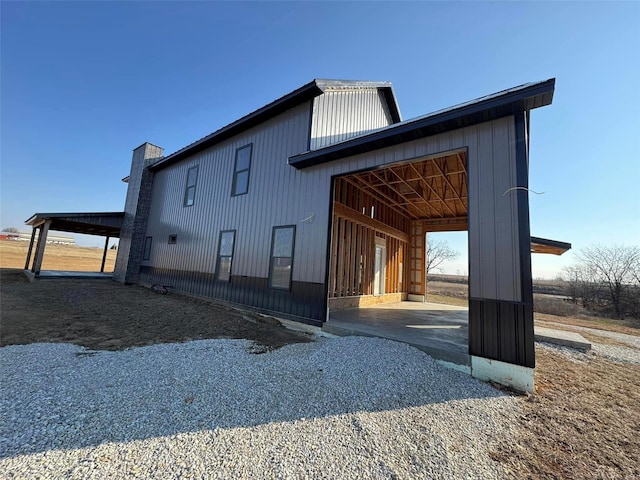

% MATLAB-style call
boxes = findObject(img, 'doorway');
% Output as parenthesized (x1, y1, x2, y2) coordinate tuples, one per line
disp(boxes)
(374, 244, 386, 296)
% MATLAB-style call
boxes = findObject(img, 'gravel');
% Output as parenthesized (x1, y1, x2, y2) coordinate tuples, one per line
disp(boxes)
(1, 337, 519, 479)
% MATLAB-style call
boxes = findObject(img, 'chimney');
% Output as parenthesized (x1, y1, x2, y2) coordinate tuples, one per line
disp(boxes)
(113, 142, 163, 284)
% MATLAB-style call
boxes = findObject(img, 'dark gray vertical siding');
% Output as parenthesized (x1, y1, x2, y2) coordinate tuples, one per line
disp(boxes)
(310, 89, 394, 150)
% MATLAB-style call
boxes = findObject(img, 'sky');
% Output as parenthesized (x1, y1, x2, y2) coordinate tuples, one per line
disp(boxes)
(1, 1, 639, 279)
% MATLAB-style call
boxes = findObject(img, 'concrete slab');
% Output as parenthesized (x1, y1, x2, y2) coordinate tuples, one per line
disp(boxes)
(325, 302, 470, 366)
(24, 269, 113, 280)
(534, 326, 591, 352)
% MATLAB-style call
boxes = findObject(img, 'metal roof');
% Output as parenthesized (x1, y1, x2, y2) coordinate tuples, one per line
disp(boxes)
(289, 79, 556, 169)
(25, 212, 125, 237)
(149, 79, 402, 171)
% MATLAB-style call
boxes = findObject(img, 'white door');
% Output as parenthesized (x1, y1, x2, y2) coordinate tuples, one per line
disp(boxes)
(374, 245, 385, 296)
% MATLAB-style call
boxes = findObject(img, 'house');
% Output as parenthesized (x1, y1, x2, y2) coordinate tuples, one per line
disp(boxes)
(25, 78, 569, 391)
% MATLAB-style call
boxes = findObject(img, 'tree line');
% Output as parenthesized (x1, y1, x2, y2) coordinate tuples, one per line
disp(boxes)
(563, 245, 640, 320)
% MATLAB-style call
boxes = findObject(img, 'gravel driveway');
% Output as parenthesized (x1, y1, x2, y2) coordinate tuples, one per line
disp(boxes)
(1, 337, 518, 479)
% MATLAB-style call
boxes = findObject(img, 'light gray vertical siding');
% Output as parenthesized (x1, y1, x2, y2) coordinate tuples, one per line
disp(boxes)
(144, 102, 324, 285)
(304, 116, 522, 303)
(310, 89, 394, 150)
(144, 108, 522, 309)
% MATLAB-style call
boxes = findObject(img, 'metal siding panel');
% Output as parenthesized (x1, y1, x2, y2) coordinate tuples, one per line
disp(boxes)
(144, 114, 523, 323)
(492, 119, 518, 301)
(466, 130, 481, 299)
(310, 89, 395, 150)
(476, 123, 498, 299)
(145, 103, 318, 288)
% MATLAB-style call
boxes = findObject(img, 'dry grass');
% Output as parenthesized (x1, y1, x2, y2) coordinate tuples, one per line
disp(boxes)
(535, 313, 640, 336)
(424, 292, 468, 307)
(0, 239, 116, 272)
(493, 347, 640, 479)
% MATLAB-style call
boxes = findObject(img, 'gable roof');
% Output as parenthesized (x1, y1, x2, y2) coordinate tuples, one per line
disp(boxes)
(149, 79, 401, 171)
(289, 79, 555, 169)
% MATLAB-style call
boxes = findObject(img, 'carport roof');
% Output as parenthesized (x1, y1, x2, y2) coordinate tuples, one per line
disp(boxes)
(531, 236, 571, 255)
(289, 78, 555, 169)
(25, 212, 124, 237)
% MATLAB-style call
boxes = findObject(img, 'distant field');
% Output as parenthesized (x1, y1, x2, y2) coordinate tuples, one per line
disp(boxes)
(0, 240, 116, 272)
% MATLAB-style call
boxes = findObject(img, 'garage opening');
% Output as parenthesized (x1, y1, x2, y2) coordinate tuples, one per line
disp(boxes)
(325, 150, 470, 366)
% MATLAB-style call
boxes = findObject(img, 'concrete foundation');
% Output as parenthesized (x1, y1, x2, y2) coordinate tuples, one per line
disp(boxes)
(471, 356, 535, 393)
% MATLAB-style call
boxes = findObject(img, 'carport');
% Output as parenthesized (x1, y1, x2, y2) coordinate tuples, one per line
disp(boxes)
(326, 236, 571, 369)
(24, 212, 124, 278)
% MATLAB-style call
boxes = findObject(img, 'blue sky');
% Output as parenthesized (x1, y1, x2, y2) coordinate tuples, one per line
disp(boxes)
(1, 2, 639, 278)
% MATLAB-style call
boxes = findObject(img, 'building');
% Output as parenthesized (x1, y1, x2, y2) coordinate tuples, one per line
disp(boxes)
(26, 78, 569, 391)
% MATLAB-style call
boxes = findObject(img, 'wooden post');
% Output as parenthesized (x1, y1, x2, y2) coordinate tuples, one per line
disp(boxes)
(408, 221, 426, 300)
(32, 220, 51, 275)
(100, 236, 110, 273)
(24, 227, 37, 270)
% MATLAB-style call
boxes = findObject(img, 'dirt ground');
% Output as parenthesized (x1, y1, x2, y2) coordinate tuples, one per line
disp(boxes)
(493, 347, 640, 479)
(0, 240, 117, 272)
(0, 269, 309, 351)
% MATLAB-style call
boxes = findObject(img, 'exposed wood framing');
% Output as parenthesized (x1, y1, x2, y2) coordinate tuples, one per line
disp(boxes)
(329, 151, 468, 303)
(421, 217, 468, 232)
(336, 152, 468, 222)
(333, 203, 409, 243)
(409, 221, 425, 296)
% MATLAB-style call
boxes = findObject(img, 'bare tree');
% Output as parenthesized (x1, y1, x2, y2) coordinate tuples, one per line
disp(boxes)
(576, 244, 640, 318)
(562, 264, 602, 310)
(2, 227, 19, 233)
(425, 235, 460, 275)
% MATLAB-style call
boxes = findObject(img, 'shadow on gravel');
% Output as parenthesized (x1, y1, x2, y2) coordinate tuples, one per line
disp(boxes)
(0, 338, 508, 459)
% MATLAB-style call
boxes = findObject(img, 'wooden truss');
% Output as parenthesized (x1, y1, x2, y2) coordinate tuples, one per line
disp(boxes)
(329, 152, 468, 301)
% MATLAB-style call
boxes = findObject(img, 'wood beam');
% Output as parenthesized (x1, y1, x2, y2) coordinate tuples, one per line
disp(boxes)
(333, 202, 409, 243)
(431, 158, 466, 211)
(101, 236, 110, 273)
(343, 175, 415, 220)
(421, 217, 468, 232)
(409, 162, 458, 217)
(24, 227, 37, 270)
(384, 167, 441, 219)
(32, 220, 51, 275)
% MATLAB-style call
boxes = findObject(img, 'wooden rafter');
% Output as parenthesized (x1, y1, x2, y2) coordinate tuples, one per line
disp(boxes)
(408, 162, 458, 217)
(342, 176, 413, 220)
(369, 169, 434, 220)
(431, 158, 466, 211)
(337, 151, 468, 223)
(386, 166, 444, 218)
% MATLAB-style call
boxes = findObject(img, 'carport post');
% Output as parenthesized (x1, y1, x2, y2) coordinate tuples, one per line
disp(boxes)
(24, 227, 37, 270)
(100, 236, 110, 273)
(32, 220, 51, 275)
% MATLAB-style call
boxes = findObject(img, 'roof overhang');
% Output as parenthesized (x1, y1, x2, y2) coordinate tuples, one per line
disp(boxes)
(25, 212, 125, 238)
(289, 78, 555, 169)
(149, 79, 402, 171)
(531, 236, 571, 255)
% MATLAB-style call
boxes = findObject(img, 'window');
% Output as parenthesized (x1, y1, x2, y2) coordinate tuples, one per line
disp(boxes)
(184, 165, 198, 207)
(232, 144, 252, 196)
(168, 234, 177, 244)
(216, 230, 236, 282)
(269, 226, 295, 290)
(143, 236, 152, 260)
